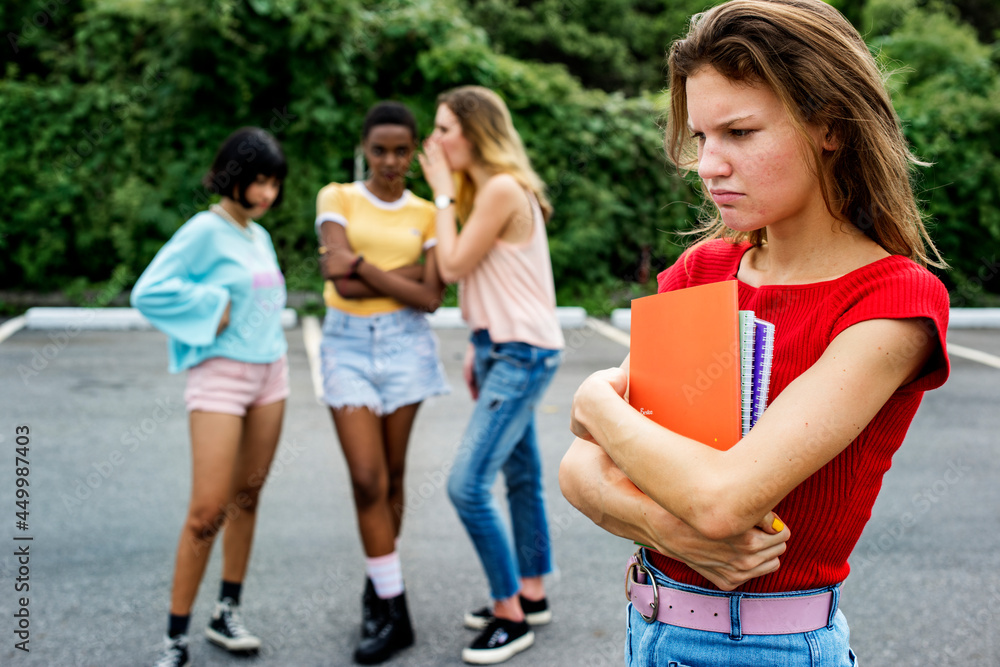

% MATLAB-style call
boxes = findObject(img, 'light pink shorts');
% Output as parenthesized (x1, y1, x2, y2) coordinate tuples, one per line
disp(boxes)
(184, 355, 289, 416)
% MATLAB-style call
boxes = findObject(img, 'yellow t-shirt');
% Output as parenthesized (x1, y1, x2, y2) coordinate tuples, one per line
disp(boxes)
(315, 181, 437, 316)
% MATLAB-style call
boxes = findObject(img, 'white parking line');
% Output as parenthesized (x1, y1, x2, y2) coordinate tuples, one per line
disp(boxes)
(585, 317, 630, 348)
(0, 316, 26, 344)
(949, 343, 1000, 370)
(301, 315, 324, 401)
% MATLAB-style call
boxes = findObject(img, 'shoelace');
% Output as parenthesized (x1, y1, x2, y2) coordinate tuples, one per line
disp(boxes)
(154, 638, 186, 667)
(220, 605, 252, 638)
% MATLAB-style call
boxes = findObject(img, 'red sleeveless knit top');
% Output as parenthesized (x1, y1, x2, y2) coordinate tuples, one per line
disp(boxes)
(648, 239, 950, 593)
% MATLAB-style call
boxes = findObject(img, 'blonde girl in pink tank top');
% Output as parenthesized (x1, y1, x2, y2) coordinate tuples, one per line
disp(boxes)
(419, 86, 563, 665)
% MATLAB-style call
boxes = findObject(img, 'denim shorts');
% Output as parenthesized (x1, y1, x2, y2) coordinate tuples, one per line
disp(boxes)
(626, 551, 857, 667)
(319, 307, 450, 416)
(184, 355, 289, 416)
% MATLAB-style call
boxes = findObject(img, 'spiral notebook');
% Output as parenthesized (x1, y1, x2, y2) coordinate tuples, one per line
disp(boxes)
(739, 310, 756, 437)
(629, 280, 774, 450)
(751, 318, 775, 429)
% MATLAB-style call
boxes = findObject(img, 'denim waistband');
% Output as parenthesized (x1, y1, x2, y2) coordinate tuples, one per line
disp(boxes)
(470, 329, 561, 359)
(325, 307, 425, 335)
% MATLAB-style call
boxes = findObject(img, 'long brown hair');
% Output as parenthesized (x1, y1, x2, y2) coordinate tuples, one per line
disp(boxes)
(437, 86, 552, 224)
(666, 0, 945, 268)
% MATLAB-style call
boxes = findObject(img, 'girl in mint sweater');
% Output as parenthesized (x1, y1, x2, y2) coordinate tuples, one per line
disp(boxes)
(132, 127, 288, 667)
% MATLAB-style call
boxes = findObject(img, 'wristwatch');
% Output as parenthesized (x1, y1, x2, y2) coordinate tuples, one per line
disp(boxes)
(434, 194, 455, 210)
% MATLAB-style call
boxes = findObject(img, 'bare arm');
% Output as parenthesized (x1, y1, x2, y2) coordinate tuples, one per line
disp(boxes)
(560, 354, 789, 590)
(418, 144, 523, 283)
(353, 246, 445, 313)
(216, 301, 231, 334)
(559, 438, 788, 590)
(570, 318, 937, 540)
(319, 220, 445, 311)
(329, 265, 423, 300)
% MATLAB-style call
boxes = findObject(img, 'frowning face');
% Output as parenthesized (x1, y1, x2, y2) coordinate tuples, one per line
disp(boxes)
(363, 124, 416, 189)
(686, 66, 835, 235)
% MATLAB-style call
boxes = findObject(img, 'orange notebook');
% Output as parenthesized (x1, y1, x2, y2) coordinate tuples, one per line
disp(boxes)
(628, 280, 742, 450)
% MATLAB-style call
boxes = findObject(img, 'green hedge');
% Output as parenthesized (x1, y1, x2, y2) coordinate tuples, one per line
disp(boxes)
(0, 0, 695, 313)
(1, 0, 998, 310)
(868, 0, 1000, 306)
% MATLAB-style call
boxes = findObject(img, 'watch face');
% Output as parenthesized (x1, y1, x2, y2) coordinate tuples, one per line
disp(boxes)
(435, 195, 453, 210)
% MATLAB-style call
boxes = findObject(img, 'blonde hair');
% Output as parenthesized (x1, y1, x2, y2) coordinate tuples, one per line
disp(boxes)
(666, 0, 945, 268)
(437, 86, 552, 223)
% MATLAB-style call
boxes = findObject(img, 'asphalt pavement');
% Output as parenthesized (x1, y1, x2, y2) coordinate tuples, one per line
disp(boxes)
(0, 322, 998, 666)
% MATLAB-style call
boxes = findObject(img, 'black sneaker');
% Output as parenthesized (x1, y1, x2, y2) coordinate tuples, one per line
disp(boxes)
(205, 598, 261, 652)
(153, 634, 190, 667)
(464, 596, 551, 630)
(462, 618, 534, 664)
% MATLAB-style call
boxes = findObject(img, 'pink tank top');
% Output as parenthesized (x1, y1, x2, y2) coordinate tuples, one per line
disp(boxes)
(459, 192, 564, 350)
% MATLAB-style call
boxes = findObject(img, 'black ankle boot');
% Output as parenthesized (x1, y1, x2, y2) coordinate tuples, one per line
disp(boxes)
(361, 578, 386, 639)
(353, 591, 414, 665)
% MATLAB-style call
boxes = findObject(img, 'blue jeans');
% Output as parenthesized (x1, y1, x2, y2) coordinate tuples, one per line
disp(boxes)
(626, 551, 857, 666)
(447, 330, 562, 601)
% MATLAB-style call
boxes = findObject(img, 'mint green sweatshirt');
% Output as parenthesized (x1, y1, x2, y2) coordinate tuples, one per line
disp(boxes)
(131, 211, 287, 373)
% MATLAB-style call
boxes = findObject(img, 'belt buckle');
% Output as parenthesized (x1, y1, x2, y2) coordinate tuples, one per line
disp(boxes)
(625, 554, 659, 624)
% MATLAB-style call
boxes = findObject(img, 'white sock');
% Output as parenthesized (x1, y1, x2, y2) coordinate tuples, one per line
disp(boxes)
(366, 551, 404, 599)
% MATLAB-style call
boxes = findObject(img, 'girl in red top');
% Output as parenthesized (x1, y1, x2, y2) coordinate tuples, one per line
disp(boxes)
(560, 1, 950, 664)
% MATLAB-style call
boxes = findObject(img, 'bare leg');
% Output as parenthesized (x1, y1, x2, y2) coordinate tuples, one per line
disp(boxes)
(382, 402, 421, 538)
(493, 577, 544, 621)
(331, 407, 394, 557)
(493, 595, 525, 622)
(221, 400, 285, 583)
(520, 576, 545, 600)
(168, 411, 243, 615)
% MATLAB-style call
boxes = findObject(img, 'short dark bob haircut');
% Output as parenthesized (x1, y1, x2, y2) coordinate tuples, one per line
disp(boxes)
(202, 127, 288, 209)
(362, 101, 418, 141)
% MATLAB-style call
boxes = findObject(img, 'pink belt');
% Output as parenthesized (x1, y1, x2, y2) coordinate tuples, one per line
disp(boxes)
(625, 553, 837, 636)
